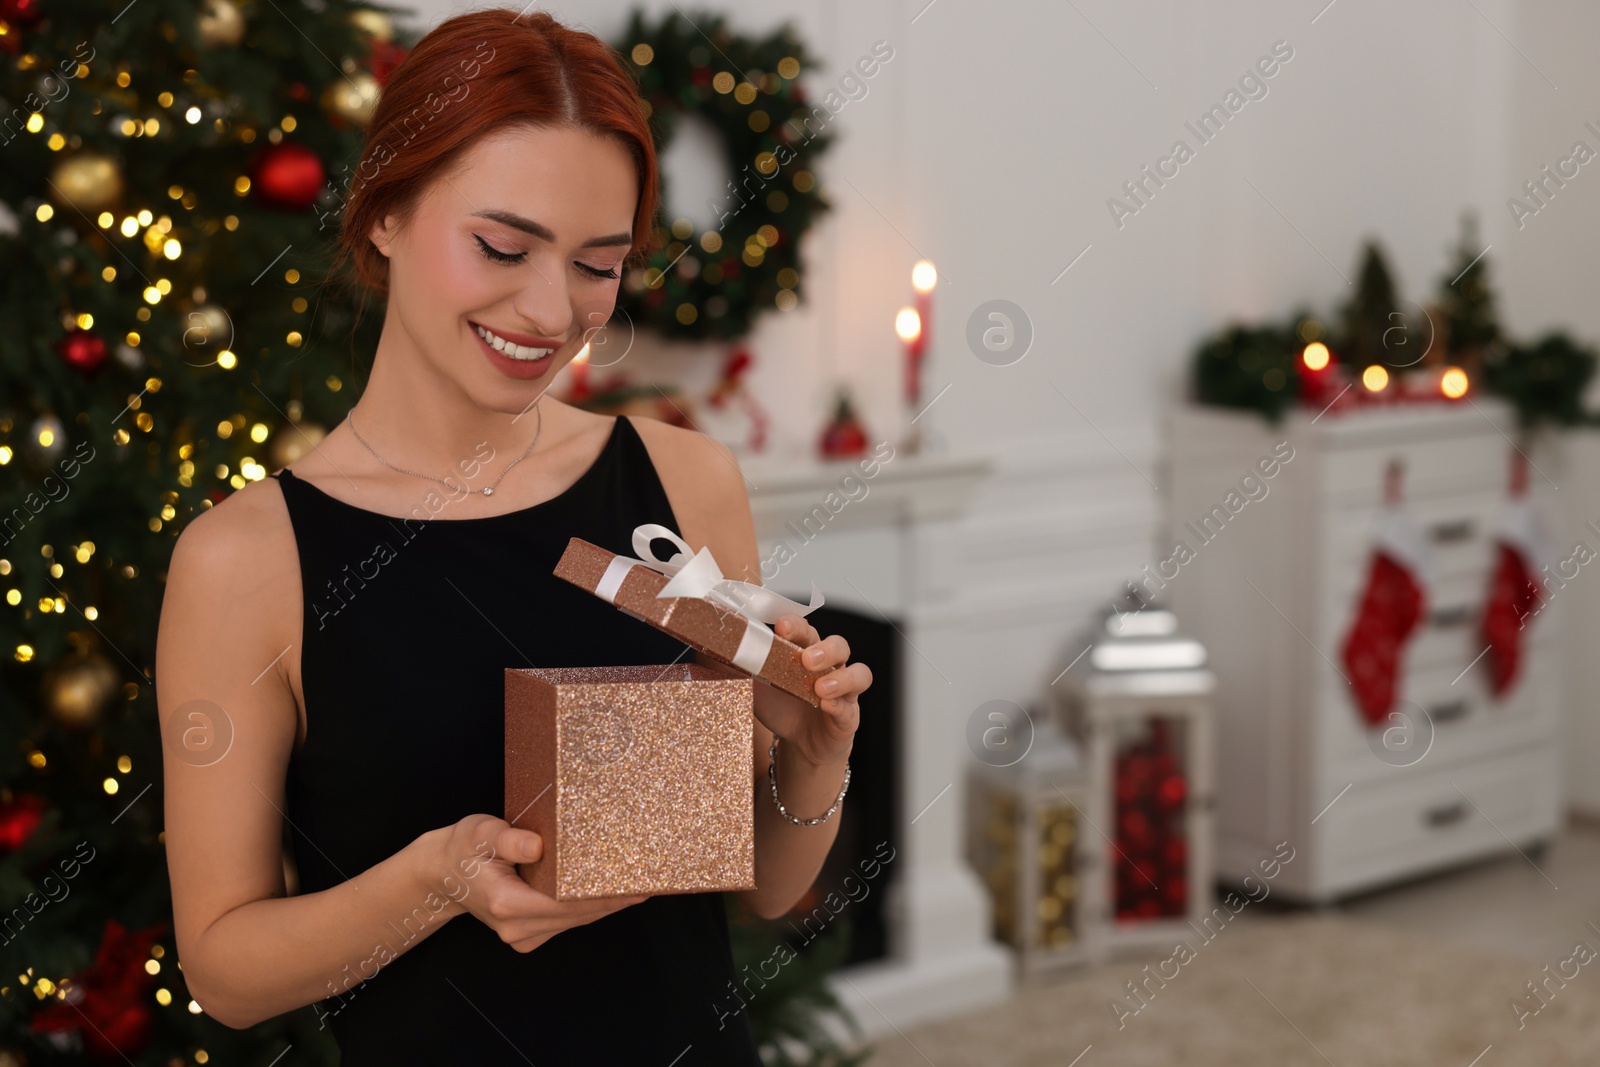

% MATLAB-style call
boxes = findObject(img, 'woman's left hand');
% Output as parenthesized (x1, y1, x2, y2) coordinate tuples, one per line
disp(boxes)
(753, 614, 871, 767)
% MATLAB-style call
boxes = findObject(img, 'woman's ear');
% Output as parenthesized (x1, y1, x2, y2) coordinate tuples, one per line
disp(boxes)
(369, 213, 397, 259)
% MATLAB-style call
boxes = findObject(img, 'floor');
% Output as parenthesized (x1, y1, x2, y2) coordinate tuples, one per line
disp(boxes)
(1285, 818, 1600, 965)
(844, 822, 1600, 1065)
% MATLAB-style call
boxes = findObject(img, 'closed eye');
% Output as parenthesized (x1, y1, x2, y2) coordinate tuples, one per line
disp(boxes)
(473, 233, 524, 265)
(475, 234, 619, 280)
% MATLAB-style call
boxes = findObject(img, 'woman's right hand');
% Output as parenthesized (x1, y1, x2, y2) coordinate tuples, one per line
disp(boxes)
(417, 814, 649, 954)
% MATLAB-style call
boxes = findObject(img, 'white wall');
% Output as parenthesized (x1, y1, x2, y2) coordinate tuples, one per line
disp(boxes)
(401, 0, 1600, 721)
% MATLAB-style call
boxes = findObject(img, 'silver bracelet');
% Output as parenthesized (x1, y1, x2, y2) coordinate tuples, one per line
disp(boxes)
(767, 736, 851, 826)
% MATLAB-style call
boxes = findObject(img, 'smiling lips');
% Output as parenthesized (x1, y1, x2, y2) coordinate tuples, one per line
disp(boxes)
(473, 322, 558, 361)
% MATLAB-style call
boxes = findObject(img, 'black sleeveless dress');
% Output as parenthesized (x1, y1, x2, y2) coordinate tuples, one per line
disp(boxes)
(268, 415, 763, 1065)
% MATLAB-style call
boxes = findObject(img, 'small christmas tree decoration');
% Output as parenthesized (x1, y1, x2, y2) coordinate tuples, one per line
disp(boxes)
(818, 385, 869, 459)
(1337, 240, 1403, 372)
(1438, 211, 1500, 362)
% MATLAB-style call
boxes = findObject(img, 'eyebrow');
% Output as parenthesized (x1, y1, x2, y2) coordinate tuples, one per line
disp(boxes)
(471, 209, 634, 249)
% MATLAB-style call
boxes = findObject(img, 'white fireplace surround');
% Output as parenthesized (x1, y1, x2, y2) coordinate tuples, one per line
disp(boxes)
(743, 441, 1011, 1036)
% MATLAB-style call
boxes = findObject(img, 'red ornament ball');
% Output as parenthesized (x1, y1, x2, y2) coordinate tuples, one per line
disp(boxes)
(0, 793, 47, 853)
(1156, 774, 1187, 810)
(58, 327, 107, 374)
(251, 142, 325, 210)
(0, 0, 44, 27)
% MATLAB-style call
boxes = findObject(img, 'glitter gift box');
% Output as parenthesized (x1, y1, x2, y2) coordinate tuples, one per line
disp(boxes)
(552, 524, 830, 709)
(505, 663, 756, 900)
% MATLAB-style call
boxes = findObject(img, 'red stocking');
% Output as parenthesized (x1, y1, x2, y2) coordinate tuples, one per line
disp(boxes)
(1341, 550, 1427, 725)
(1480, 543, 1540, 696)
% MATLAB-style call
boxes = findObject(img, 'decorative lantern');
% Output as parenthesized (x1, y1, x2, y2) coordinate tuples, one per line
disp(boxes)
(1054, 600, 1216, 960)
(965, 712, 1093, 978)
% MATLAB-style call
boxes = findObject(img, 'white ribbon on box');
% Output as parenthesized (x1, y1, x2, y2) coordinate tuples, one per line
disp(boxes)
(592, 523, 825, 675)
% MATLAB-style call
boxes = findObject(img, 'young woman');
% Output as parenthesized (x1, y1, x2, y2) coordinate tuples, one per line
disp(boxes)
(155, 9, 871, 1063)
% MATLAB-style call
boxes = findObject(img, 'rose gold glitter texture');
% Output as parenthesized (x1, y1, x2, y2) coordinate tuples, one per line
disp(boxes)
(505, 663, 756, 900)
(553, 537, 827, 707)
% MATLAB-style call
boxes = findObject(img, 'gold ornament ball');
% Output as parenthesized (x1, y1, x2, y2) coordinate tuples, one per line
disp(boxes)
(270, 421, 327, 468)
(184, 304, 232, 352)
(322, 72, 381, 127)
(43, 649, 120, 729)
(198, 0, 246, 47)
(50, 151, 123, 214)
(349, 8, 393, 42)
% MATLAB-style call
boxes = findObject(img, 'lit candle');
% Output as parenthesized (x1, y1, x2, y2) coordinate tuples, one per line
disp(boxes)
(906, 260, 937, 406)
(895, 306, 922, 406)
(568, 343, 591, 399)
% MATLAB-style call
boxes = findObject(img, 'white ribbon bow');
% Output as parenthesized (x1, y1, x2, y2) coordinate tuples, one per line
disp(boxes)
(592, 523, 825, 675)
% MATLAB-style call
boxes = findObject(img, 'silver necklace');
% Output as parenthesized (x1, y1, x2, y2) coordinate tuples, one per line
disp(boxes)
(346, 400, 543, 497)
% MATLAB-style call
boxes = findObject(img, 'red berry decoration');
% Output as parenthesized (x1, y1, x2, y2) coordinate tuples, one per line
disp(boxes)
(250, 141, 325, 210)
(58, 327, 107, 375)
(818, 387, 869, 459)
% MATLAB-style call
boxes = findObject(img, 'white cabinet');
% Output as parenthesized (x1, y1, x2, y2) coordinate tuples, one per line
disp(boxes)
(1164, 400, 1563, 903)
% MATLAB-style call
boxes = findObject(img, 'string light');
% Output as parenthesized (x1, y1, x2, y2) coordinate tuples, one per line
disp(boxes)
(1361, 365, 1389, 392)
(1301, 342, 1330, 371)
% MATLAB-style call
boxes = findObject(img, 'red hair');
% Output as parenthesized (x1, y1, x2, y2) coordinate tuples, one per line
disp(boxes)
(332, 8, 658, 301)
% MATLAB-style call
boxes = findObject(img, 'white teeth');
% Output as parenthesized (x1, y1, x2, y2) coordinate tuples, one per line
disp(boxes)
(476, 325, 553, 361)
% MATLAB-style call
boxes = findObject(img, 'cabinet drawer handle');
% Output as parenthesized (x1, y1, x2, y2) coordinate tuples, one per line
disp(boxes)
(1429, 519, 1476, 543)
(1424, 801, 1468, 828)
(1430, 605, 1473, 628)
(1428, 699, 1470, 723)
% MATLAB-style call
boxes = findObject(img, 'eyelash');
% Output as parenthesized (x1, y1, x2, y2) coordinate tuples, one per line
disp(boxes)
(473, 234, 620, 279)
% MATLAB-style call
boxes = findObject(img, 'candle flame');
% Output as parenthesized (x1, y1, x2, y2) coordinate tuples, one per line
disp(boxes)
(895, 306, 921, 342)
(911, 260, 938, 293)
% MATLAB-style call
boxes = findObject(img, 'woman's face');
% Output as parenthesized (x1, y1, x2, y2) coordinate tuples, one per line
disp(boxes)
(369, 123, 638, 410)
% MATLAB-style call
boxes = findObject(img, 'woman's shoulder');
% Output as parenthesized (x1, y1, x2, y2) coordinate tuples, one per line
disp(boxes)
(625, 414, 757, 574)
(165, 476, 301, 641)
(626, 415, 747, 507)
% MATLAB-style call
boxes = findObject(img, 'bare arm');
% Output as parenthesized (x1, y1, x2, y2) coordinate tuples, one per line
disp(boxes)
(157, 482, 464, 1029)
(159, 479, 645, 1030)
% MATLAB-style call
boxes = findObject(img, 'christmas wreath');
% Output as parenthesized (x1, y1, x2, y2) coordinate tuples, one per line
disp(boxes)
(612, 9, 833, 342)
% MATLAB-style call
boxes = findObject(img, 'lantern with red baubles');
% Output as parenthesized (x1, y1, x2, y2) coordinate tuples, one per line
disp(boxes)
(1055, 596, 1216, 961)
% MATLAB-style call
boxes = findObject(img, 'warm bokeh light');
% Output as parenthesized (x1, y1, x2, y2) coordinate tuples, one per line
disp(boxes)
(911, 259, 938, 293)
(895, 306, 921, 343)
(1362, 365, 1390, 392)
(1301, 342, 1330, 371)
(1441, 367, 1469, 398)
(573, 343, 591, 364)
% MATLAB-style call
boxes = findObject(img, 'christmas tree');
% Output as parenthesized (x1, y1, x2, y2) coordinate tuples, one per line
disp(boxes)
(1335, 239, 1402, 371)
(1437, 210, 1500, 360)
(0, 0, 399, 1061)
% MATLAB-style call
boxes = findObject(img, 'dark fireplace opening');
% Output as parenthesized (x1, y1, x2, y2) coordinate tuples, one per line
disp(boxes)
(769, 603, 900, 967)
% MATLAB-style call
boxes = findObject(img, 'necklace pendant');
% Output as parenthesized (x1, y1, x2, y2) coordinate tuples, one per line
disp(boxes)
(482, 487, 493, 496)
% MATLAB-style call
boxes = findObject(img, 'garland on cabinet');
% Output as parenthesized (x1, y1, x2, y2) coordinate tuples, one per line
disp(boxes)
(1190, 212, 1598, 429)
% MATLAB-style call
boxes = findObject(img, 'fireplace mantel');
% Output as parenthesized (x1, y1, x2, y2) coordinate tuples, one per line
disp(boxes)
(742, 447, 994, 535)
(745, 442, 1014, 1037)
